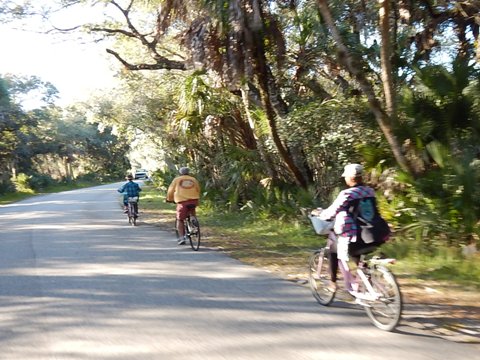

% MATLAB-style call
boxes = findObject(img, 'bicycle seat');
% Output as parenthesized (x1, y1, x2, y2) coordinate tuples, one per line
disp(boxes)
(186, 204, 196, 210)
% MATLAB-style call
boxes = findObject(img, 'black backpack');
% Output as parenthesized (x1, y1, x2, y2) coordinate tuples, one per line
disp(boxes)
(348, 196, 391, 256)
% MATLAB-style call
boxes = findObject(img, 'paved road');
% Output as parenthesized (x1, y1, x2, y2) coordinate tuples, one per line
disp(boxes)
(0, 183, 478, 359)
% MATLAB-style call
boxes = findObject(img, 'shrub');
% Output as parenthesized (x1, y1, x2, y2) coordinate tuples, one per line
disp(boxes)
(28, 173, 56, 191)
(13, 173, 32, 192)
(0, 179, 15, 194)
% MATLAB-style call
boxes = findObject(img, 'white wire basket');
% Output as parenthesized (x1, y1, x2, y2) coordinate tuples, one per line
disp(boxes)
(308, 214, 334, 235)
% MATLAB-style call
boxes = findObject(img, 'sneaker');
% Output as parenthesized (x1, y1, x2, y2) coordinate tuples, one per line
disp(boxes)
(177, 237, 186, 245)
(123, 210, 128, 214)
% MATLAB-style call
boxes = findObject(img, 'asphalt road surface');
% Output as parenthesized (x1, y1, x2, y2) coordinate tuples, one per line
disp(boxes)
(0, 183, 478, 360)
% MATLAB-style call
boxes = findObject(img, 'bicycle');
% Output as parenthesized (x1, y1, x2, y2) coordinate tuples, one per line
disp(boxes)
(307, 222, 402, 331)
(126, 196, 139, 226)
(175, 204, 201, 251)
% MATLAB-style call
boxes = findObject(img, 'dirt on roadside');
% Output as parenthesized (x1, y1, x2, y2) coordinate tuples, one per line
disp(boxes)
(141, 209, 480, 343)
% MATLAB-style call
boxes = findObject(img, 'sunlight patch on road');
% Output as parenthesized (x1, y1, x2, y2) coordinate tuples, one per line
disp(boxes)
(18, 224, 119, 230)
(3, 260, 264, 280)
(51, 340, 154, 357)
(0, 211, 65, 220)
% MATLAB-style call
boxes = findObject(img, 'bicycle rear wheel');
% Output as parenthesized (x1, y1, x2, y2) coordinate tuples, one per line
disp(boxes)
(133, 203, 138, 226)
(174, 219, 180, 239)
(187, 216, 201, 251)
(308, 249, 335, 305)
(128, 203, 136, 226)
(364, 266, 402, 331)
(129, 215, 136, 226)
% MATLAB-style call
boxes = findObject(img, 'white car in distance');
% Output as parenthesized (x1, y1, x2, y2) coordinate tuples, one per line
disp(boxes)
(134, 169, 149, 180)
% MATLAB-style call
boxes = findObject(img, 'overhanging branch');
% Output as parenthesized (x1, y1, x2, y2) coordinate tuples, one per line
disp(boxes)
(106, 49, 186, 70)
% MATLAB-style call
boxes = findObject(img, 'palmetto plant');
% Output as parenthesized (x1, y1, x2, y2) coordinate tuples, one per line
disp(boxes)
(391, 59, 480, 248)
(399, 59, 480, 152)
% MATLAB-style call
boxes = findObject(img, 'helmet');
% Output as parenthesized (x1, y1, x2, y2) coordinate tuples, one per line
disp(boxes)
(179, 167, 190, 175)
(126, 174, 134, 180)
(341, 163, 363, 178)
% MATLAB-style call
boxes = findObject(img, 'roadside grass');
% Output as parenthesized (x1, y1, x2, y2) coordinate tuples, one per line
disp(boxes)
(0, 191, 35, 205)
(140, 184, 480, 289)
(392, 255, 480, 287)
(0, 180, 106, 205)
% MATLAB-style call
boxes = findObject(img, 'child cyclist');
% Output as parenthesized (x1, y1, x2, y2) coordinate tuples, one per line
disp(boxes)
(117, 174, 142, 214)
(311, 163, 377, 292)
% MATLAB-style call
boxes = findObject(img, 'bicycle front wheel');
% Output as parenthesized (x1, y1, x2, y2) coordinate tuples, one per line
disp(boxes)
(364, 266, 402, 331)
(188, 216, 201, 251)
(308, 249, 335, 306)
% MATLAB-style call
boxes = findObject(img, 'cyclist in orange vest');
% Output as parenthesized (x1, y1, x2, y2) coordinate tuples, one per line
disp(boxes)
(166, 167, 201, 245)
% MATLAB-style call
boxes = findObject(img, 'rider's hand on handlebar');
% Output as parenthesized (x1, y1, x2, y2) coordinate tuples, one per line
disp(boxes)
(310, 207, 323, 216)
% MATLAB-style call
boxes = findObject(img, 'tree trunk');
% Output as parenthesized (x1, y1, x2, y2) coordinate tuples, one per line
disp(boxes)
(245, 0, 309, 188)
(64, 156, 72, 182)
(10, 160, 17, 180)
(379, 0, 396, 118)
(316, 0, 416, 176)
(240, 86, 280, 181)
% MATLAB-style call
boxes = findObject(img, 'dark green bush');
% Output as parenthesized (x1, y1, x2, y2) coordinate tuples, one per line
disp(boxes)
(0, 179, 15, 194)
(28, 173, 56, 191)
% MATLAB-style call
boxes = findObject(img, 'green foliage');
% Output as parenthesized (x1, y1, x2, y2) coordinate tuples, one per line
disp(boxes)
(380, 147, 480, 256)
(398, 59, 480, 151)
(13, 173, 33, 193)
(12, 172, 56, 192)
(384, 60, 480, 252)
(27, 173, 56, 191)
(381, 235, 480, 286)
(0, 74, 130, 194)
(4, 74, 59, 105)
(282, 97, 393, 203)
(0, 179, 14, 194)
(149, 167, 179, 193)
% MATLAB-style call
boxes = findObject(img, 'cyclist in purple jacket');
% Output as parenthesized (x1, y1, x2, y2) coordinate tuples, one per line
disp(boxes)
(311, 163, 376, 292)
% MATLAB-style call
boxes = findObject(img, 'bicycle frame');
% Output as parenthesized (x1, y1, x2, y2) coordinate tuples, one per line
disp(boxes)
(338, 258, 379, 301)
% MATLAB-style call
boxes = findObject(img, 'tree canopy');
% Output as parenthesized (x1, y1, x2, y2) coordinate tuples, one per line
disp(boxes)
(0, 73, 130, 192)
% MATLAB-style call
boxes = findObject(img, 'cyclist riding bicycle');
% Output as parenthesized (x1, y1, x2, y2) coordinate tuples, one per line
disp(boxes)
(118, 174, 142, 214)
(166, 167, 201, 245)
(311, 163, 379, 292)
